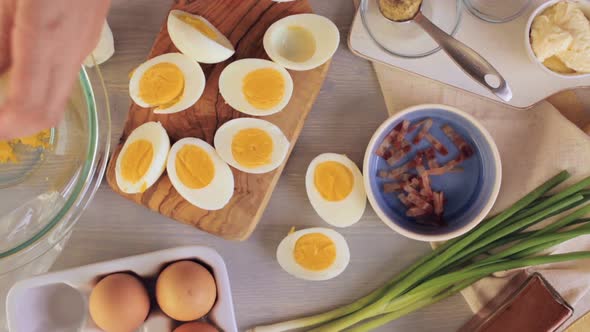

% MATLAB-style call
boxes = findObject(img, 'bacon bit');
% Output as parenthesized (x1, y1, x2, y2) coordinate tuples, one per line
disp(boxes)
(425, 133, 449, 156)
(399, 173, 412, 182)
(406, 192, 433, 211)
(398, 193, 411, 207)
(412, 118, 433, 144)
(420, 171, 433, 197)
(394, 120, 411, 148)
(427, 155, 465, 176)
(433, 192, 444, 216)
(407, 207, 428, 217)
(386, 140, 412, 166)
(419, 188, 431, 199)
(383, 182, 401, 193)
(424, 147, 439, 169)
(426, 167, 452, 176)
(414, 151, 426, 173)
(376, 122, 403, 158)
(403, 183, 419, 195)
(382, 159, 416, 179)
(441, 124, 475, 158)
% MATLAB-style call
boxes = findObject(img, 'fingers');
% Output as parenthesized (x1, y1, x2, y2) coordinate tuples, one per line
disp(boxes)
(0, 104, 60, 140)
(0, 0, 110, 139)
(0, 1, 16, 71)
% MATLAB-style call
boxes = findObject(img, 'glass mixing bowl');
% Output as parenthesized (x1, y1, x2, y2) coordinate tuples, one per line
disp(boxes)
(0, 66, 110, 331)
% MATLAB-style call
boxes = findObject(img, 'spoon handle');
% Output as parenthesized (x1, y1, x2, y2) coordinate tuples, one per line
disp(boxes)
(414, 12, 512, 102)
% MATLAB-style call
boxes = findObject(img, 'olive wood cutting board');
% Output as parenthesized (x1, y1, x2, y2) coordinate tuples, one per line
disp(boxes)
(106, 0, 330, 240)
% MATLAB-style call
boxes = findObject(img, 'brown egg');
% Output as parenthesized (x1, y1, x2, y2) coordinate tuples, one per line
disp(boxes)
(156, 261, 217, 321)
(89, 273, 150, 332)
(173, 321, 219, 332)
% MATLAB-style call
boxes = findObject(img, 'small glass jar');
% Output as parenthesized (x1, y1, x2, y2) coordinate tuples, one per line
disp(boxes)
(464, 0, 532, 24)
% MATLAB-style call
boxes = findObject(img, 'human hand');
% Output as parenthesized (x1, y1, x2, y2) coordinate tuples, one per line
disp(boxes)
(0, 0, 110, 139)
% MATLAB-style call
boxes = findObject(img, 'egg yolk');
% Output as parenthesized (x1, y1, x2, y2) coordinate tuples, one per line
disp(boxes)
(16, 129, 51, 148)
(294, 233, 336, 271)
(175, 145, 215, 189)
(242, 68, 285, 110)
(231, 128, 274, 168)
(0, 141, 16, 163)
(139, 62, 184, 108)
(121, 139, 153, 184)
(314, 161, 354, 202)
(279, 26, 316, 63)
(0, 129, 51, 164)
(178, 14, 217, 39)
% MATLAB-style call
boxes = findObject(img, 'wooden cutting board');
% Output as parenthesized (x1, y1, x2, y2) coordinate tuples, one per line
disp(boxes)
(106, 0, 330, 240)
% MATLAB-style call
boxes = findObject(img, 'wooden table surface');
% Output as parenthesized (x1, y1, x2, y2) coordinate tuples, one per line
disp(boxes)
(51, 0, 589, 331)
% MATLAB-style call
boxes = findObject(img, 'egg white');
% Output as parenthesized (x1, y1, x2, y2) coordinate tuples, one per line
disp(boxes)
(306, 153, 366, 227)
(167, 10, 235, 64)
(263, 14, 339, 71)
(167, 138, 234, 210)
(214, 118, 290, 174)
(115, 122, 170, 194)
(218, 58, 293, 116)
(276, 227, 350, 281)
(129, 52, 205, 114)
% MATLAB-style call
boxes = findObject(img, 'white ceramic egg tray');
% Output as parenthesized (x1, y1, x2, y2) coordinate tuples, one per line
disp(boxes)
(6, 246, 238, 332)
(349, 0, 590, 109)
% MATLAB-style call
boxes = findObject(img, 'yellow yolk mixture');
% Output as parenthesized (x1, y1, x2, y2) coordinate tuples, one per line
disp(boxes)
(178, 14, 217, 39)
(16, 129, 51, 148)
(0, 129, 51, 163)
(0, 141, 16, 163)
(139, 63, 185, 108)
(231, 128, 273, 168)
(314, 161, 354, 202)
(279, 26, 316, 63)
(294, 233, 336, 271)
(121, 139, 153, 184)
(242, 68, 285, 110)
(175, 145, 215, 189)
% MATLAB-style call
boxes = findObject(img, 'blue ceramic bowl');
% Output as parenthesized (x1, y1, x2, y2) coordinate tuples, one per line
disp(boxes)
(363, 104, 501, 242)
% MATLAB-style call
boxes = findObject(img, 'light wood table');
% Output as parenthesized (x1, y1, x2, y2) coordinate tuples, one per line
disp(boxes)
(51, 0, 589, 331)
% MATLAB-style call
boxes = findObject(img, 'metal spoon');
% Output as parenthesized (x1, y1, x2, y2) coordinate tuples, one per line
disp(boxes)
(379, 1, 513, 102)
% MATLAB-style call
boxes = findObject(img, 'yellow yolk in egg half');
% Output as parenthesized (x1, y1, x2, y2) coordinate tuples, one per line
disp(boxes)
(314, 161, 354, 201)
(231, 128, 273, 168)
(242, 68, 285, 110)
(177, 14, 217, 39)
(175, 145, 215, 189)
(294, 233, 337, 271)
(121, 140, 153, 184)
(139, 63, 184, 109)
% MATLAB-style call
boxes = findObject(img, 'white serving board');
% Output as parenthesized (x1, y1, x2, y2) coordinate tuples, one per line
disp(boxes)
(6, 246, 238, 332)
(349, 0, 590, 109)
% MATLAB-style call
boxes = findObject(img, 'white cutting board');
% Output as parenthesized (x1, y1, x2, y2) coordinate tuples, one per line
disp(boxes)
(349, 0, 590, 109)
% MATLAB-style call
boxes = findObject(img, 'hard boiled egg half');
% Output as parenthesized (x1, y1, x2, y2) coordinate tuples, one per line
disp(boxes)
(306, 153, 366, 227)
(219, 58, 293, 116)
(214, 118, 290, 174)
(167, 10, 235, 64)
(116, 122, 170, 194)
(264, 14, 340, 71)
(167, 138, 234, 210)
(277, 227, 350, 281)
(129, 52, 205, 114)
